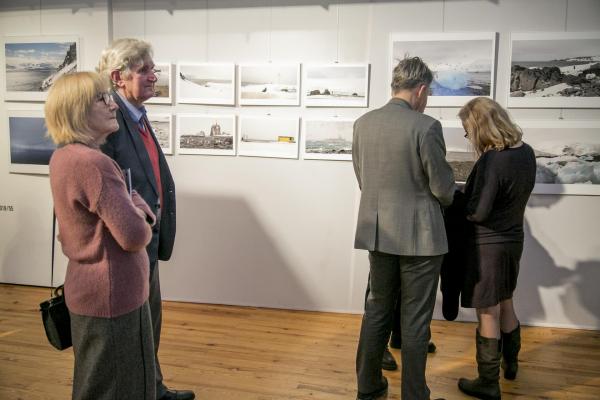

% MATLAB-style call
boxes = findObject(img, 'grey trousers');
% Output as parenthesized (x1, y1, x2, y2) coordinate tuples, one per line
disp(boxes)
(149, 262, 167, 399)
(356, 251, 442, 400)
(70, 302, 155, 400)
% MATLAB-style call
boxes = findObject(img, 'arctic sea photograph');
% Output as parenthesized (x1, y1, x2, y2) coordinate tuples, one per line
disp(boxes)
(9, 116, 55, 165)
(304, 119, 353, 160)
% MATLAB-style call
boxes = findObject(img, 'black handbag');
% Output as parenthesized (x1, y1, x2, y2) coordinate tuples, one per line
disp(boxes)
(39, 213, 72, 350)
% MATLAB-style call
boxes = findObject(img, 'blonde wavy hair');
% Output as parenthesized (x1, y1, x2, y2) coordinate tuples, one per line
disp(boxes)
(97, 38, 153, 84)
(458, 97, 522, 156)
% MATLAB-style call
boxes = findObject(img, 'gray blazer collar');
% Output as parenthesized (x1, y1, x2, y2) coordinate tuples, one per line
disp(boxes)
(388, 97, 413, 110)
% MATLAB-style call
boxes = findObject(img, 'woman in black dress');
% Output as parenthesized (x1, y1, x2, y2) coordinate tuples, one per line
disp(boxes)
(457, 97, 536, 400)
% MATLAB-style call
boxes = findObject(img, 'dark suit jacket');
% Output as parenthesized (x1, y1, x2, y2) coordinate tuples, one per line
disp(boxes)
(101, 91, 176, 265)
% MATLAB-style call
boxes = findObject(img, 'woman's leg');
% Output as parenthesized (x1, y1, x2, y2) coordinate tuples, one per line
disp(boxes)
(477, 305, 500, 339)
(499, 298, 518, 333)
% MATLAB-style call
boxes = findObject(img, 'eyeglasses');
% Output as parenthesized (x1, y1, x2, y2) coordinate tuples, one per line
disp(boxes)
(96, 92, 114, 106)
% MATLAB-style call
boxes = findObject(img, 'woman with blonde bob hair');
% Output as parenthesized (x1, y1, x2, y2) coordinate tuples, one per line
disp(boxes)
(47, 71, 157, 400)
(457, 97, 536, 400)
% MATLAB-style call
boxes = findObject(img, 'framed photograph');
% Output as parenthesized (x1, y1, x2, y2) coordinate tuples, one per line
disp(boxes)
(390, 32, 496, 107)
(303, 64, 369, 107)
(238, 63, 300, 106)
(6, 110, 55, 174)
(146, 63, 172, 104)
(238, 115, 299, 159)
(441, 119, 476, 183)
(147, 113, 173, 155)
(508, 32, 600, 108)
(4, 35, 79, 101)
(176, 63, 235, 105)
(302, 118, 354, 161)
(176, 114, 236, 156)
(518, 120, 600, 195)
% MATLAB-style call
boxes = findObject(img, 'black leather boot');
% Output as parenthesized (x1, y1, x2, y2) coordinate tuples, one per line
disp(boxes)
(381, 347, 398, 371)
(458, 330, 501, 400)
(501, 323, 521, 380)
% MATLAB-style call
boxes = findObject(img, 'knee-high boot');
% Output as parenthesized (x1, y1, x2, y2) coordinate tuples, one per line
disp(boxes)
(458, 330, 501, 400)
(501, 323, 521, 380)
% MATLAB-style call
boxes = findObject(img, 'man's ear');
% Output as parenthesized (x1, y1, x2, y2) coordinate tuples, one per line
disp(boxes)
(416, 84, 428, 98)
(110, 70, 122, 88)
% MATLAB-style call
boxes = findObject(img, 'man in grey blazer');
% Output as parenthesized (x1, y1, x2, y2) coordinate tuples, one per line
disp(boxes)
(98, 38, 194, 400)
(354, 57, 455, 400)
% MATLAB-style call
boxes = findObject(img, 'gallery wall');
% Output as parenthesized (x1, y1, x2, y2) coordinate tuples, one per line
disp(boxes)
(1, 0, 599, 330)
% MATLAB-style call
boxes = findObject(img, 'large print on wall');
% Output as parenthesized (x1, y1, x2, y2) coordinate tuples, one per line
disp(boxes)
(238, 115, 299, 159)
(508, 32, 600, 108)
(176, 114, 236, 156)
(303, 64, 369, 107)
(3, 36, 78, 101)
(146, 63, 172, 104)
(302, 118, 354, 161)
(7, 110, 55, 174)
(176, 63, 235, 105)
(147, 113, 173, 155)
(390, 32, 496, 107)
(238, 64, 300, 106)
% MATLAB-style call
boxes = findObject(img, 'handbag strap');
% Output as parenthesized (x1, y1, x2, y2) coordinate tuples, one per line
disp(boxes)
(50, 211, 56, 296)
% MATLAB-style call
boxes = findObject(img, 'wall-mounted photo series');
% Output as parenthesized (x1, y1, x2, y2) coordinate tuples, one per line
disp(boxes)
(6, 109, 55, 174)
(176, 63, 235, 105)
(390, 32, 496, 107)
(302, 118, 354, 161)
(238, 115, 299, 158)
(3, 35, 79, 101)
(238, 64, 300, 106)
(508, 32, 600, 108)
(146, 63, 172, 104)
(303, 64, 369, 107)
(147, 113, 173, 154)
(176, 114, 236, 156)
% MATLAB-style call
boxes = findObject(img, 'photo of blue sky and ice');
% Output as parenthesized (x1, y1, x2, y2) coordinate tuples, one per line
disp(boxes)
(8, 114, 55, 174)
(303, 119, 353, 161)
(238, 116, 299, 158)
(4, 39, 77, 100)
(177, 63, 235, 105)
(304, 64, 368, 107)
(239, 64, 300, 106)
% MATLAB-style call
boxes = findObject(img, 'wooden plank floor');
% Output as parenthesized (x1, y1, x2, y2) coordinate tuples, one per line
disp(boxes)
(1, 284, 599, 399)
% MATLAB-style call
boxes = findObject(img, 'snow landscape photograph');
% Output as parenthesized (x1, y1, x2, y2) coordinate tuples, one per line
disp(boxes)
(391, 32, 496, 107)
(177, 114, 235, 156)
(239, 64, 300, 106)
(4, 36, 78, 101)
(302, 119, 353, 161)
(177, 63, 235, 105)
(147, 114, 172, 154)
(303, 64, 369, 107)
(238, 116, 299, 158)
(8, 112, 55, 174)
(508, 32, 600, 108)
(146, 63, 171, 104)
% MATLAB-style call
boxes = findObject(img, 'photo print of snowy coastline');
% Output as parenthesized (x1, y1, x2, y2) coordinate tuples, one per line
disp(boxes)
(147, 114, 172, 154)
(176, 114, 236, 156)
(177, 63, 235, 105)
(302, 118, 354, 161)
(303, 64, 369, 107)
(4, 36, 78, 101)
(508, 32, 600, 108)
(7, 110, 55, 174)
(441, 120, 476, 182)
(238, 116, 299, 158)
(239, 64, 300, 106)
(146, 63, 171, 104)
(519, 120, 600, 195)
(390, 32, 496, 107)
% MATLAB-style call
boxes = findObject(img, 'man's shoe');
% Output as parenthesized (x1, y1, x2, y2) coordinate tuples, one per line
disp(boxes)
(428, 341, 437, 353)
(357, 376, 388, 400)
(159, 389, 196, 400)
(381, 347, 398, 371)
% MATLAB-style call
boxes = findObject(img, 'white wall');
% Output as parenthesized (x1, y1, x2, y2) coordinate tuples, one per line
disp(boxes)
(1, 0, 599, 329)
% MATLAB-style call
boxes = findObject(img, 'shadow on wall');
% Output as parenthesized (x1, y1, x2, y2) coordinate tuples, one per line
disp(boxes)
(517, 195, 600, 329)
(159, 192, 316, 311)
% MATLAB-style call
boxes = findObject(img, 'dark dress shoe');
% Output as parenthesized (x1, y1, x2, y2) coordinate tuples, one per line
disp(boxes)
(428, 341, 437, 353)
(159, 389, 196, 400)
(357, 376, 388, 400)
(381, 347, 398, 371)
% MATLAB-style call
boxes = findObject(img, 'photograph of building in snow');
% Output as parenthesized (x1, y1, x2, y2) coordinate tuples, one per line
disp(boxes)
(4, 36, 78, 101)
(146, 63, 171, 104)
(519, 120, 600, 195)
(177, 63, 235, 105)
(441, 120, 476, 182)
(239, 64, 300, 106)
(238, 116, 299, 158)
(508, 32, 600, 108)
(304, 64, 369, 107)
(390, 32, 496, 107)
(147, 114, 172, 154)
(8, 112, 56, 174)
(303, 119, 353, 161)
(177, 114, 236, 156)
